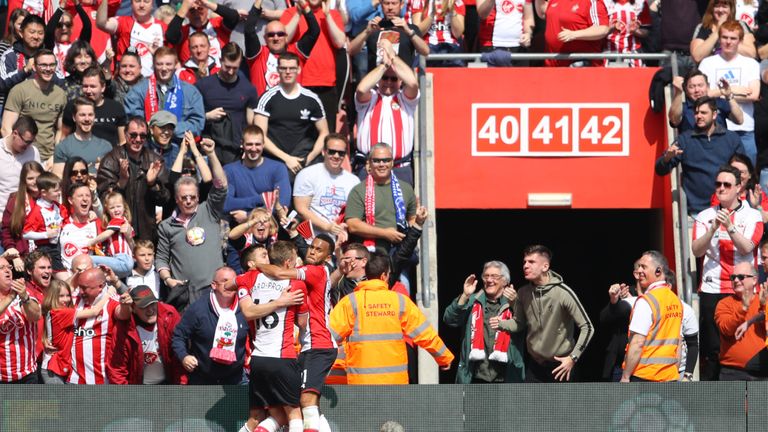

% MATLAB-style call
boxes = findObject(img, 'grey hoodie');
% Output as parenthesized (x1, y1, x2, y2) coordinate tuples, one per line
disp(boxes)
(498, 271, 594, 364)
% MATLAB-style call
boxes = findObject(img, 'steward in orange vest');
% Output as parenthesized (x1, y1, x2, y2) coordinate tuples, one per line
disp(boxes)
(329, 251, 454, 384)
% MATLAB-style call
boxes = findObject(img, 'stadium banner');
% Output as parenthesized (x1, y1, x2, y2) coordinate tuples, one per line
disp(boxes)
(429, 67, 669, 209)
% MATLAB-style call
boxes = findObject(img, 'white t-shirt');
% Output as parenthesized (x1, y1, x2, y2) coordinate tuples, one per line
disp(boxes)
(698, 53, 760, 132)
(293, 163, 360, 231)
(138, 325, 165, 385)
(126, 266, 160, 299)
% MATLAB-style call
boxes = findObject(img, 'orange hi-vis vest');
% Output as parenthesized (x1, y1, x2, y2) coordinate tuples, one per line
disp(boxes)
(329, 278, 454, 384)
(627, 283, 683, 382)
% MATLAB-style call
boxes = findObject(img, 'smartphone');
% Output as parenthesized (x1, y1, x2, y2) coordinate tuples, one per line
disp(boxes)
(282, 210, 298, 230)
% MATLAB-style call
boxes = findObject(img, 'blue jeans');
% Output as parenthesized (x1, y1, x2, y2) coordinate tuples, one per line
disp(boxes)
(737, 130, 756, 166)
(351, 45, 369, 83)
(92, 253, 134, 279)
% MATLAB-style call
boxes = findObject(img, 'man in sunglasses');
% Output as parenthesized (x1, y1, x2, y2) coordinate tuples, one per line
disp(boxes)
(656, 97, 745, 216)
(692, 164, 763, 380)
(244, 0, 320, 95)
(97, 116, 172, 243)
(293, 133, 359, 239)
(354, 38, 419, 184)
(714, 261, 768, 380)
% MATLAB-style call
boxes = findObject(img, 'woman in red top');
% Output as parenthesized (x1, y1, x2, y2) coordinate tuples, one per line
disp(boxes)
(1, 161, 44, 256)
(536, 0, 610, 66)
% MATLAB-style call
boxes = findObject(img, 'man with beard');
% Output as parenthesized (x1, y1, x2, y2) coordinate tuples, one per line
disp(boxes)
(223, 125, 292, 225)
(669, 69, 743, 134)
(1, 49, 66, 164)
(52, 97, 112, 177)
(110, 285, 185, 384)
(124, 47, 205, 142)
(24, 250, 51, 363)
(196, 42, 259, 165)
(97, 116, 171, 243)
(655, 97, 746, 216)
(61, 66, 127, 146)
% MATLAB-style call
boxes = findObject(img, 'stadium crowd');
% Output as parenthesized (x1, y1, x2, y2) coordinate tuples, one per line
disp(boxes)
(1, 0, 768, 429)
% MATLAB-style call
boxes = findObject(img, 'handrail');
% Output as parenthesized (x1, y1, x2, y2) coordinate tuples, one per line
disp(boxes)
(426, 52, 673, 62)
(416, 56, 431, 308)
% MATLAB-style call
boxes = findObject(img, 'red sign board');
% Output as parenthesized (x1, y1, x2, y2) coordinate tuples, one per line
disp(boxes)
(430, 68, 669, 209)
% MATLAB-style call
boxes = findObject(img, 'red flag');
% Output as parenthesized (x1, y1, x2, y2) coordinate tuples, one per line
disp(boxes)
(262, 191, 276, 214)
(296, 220, 314, 241)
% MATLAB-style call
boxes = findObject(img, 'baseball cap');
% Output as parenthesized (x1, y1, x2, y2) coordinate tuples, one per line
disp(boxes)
(149, 110, 178, 128)
(130, 285, 159, 309)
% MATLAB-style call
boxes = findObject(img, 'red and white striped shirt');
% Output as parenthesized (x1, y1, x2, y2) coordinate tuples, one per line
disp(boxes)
(115, 16, 167, 77)
(296, 264, 337, 351)
(478, 0, 531, 48)
(604, 0, 649, 67)
(0, 295, 38, 382)
(68, 295, 120, 384)
(412, 0, 466, 45)
(105, 217, 133, 257)
(355, 89, 420, 161)
(693, 202, 763, 294)
(236, 270, 308, 359)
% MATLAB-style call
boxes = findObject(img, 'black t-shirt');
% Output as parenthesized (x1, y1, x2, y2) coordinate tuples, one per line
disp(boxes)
(62, 98, 127, 146)
(254, 85, 325, 158)
(365, 23, 422, 71)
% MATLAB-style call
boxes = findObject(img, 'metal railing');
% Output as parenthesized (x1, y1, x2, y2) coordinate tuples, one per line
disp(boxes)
(412, 50, 693, 310)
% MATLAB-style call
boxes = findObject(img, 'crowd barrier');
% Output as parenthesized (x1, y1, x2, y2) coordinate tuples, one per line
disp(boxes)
(1, 382, 764, 431)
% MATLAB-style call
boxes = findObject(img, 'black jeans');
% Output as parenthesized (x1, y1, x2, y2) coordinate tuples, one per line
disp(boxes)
(699, 292, 729, 381)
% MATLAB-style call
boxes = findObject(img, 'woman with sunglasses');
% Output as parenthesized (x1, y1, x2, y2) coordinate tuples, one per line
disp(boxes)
(61, 156, 104, 218)
(1, 161, 44, 257)
(45, 0, 91, 79)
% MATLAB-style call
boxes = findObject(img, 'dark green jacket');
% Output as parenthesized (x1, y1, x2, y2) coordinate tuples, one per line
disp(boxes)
(443, 291, 524, 383)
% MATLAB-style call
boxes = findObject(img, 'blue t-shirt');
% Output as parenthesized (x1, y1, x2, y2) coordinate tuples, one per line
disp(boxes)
(53, 134, 113, 172)
(195, 72, 259, 144)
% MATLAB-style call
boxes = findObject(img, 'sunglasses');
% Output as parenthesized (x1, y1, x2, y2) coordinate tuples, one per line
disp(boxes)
(180, 195, 198, 202)
(729, 274, 756, 281)
(266, 31, 287, 38)
(327, 149, 346, 157)
(381, 75, 399, 82)
(57, 21, 73, 28)
(128, 132, 148, 140)
(371, 157, 393, 164)
(182, 169, 196, 176)
(71, 169, 89, 176)
(715, 181, 734, 189)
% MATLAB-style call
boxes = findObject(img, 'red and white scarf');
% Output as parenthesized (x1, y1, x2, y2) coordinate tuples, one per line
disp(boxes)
(469, 302, 513, 363)
(209, 292, 239, 365)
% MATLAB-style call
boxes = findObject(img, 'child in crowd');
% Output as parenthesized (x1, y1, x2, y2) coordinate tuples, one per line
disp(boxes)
(89, 191, 136, 278)
(126, 239, 160, 299)
(39, 280, 110, 384)
(22, 173, 67, 272)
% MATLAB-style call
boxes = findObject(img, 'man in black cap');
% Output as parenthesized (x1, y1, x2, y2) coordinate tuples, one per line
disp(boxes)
(109, 285, 186, 384)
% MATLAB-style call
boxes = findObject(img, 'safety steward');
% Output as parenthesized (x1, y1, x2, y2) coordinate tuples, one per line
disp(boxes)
(621, 251, 683, 382)
(329, 251, 453, 384)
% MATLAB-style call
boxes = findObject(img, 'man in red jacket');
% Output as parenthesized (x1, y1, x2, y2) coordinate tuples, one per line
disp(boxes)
(110, 285, 185, 384)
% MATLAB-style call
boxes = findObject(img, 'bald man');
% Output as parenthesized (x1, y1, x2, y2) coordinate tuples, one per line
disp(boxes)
(69, 254, 129, 295)
(172, 266, 249, 384)
(67, 268, 132, 385)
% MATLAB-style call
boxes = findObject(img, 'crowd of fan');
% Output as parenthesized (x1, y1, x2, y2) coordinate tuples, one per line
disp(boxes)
(0, 0, 765, 413)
